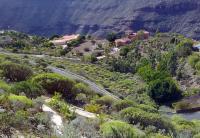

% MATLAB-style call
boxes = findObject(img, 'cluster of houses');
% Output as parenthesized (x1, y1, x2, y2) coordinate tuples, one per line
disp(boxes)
(115, 30, 150, 47)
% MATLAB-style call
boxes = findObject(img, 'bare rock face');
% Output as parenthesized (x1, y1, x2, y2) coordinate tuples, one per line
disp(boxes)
(0, 0, 200, 39)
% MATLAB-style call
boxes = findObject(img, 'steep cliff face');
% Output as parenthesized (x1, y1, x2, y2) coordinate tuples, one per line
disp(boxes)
(0, 0, 200, 39)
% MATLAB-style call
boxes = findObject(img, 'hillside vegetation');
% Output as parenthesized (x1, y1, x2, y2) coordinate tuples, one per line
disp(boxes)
(0, 31, 199, 137)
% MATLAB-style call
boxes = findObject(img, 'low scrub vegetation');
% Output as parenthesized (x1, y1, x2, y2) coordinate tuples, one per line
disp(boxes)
(0, 62, 33, 82)
(100, 120, 145, 138)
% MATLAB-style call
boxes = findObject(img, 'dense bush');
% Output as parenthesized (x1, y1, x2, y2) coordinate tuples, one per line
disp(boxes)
(120, 107, 174, 133)
(0, 62, 33, 82)
(11, 81, 44, 98)
(100, 120, 145, 138)
(32, 73, 76, 99)
(148, 78, 182, 103)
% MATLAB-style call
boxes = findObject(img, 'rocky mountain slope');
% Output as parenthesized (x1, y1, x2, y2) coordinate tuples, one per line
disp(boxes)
(1, 0, 200, 39)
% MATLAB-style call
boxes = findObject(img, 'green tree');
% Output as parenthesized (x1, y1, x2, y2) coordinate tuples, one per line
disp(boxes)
(148, 78, 182, 103)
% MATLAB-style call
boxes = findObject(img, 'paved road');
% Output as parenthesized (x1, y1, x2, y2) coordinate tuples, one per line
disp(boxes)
(48, 66, 120, 100)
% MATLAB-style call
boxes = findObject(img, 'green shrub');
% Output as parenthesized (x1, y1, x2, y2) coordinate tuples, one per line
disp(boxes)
(120, 107, 174, 132)
(136, 104, 158, 113)
(157, 52, 177, 76)
(120, 46, 131, 57)
(72, 83, 92, 95)
(195, 61, 200, 71)
(176, 39, 193, 57)
(188, 54, 200, 68)
(84, 104, 102, 114)
(34, 112, 51, 127)
(138, 65, 169, 83)
(0, 80, 11, 92)
(95, 95, 116, 108)
(13, 110, 29, 128)
(113, 100, 136, 111)
(8, 94, 33, 109)
(10, 81, 44, 98)
(0, 112, 13, 137)
(0, 62, 33, 82)
(32, 73, 75, 99)
(148, 78, 182, 103)
(171, 115, 200, 136)
(100, 120, 145, 138)
(194, 133, 200, 138)
(75, 93, 87, 103)
(82, 54, 97, 63)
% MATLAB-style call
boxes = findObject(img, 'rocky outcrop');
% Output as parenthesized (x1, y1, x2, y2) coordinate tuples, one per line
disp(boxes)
(0, 0, 200, 39)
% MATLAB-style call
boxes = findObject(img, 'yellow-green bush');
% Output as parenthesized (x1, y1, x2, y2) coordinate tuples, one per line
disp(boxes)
(84, 104, 102, 114)
(0, 80, 11, 92)
(8, 94, 33, 108)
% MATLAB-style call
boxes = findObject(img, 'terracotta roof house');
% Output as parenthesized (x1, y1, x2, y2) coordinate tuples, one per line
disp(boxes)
(143, 31, 150, 39)
(127, 33, 137, 40)
(50, 34, 80, 46)
(115, 38, 131, 47)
